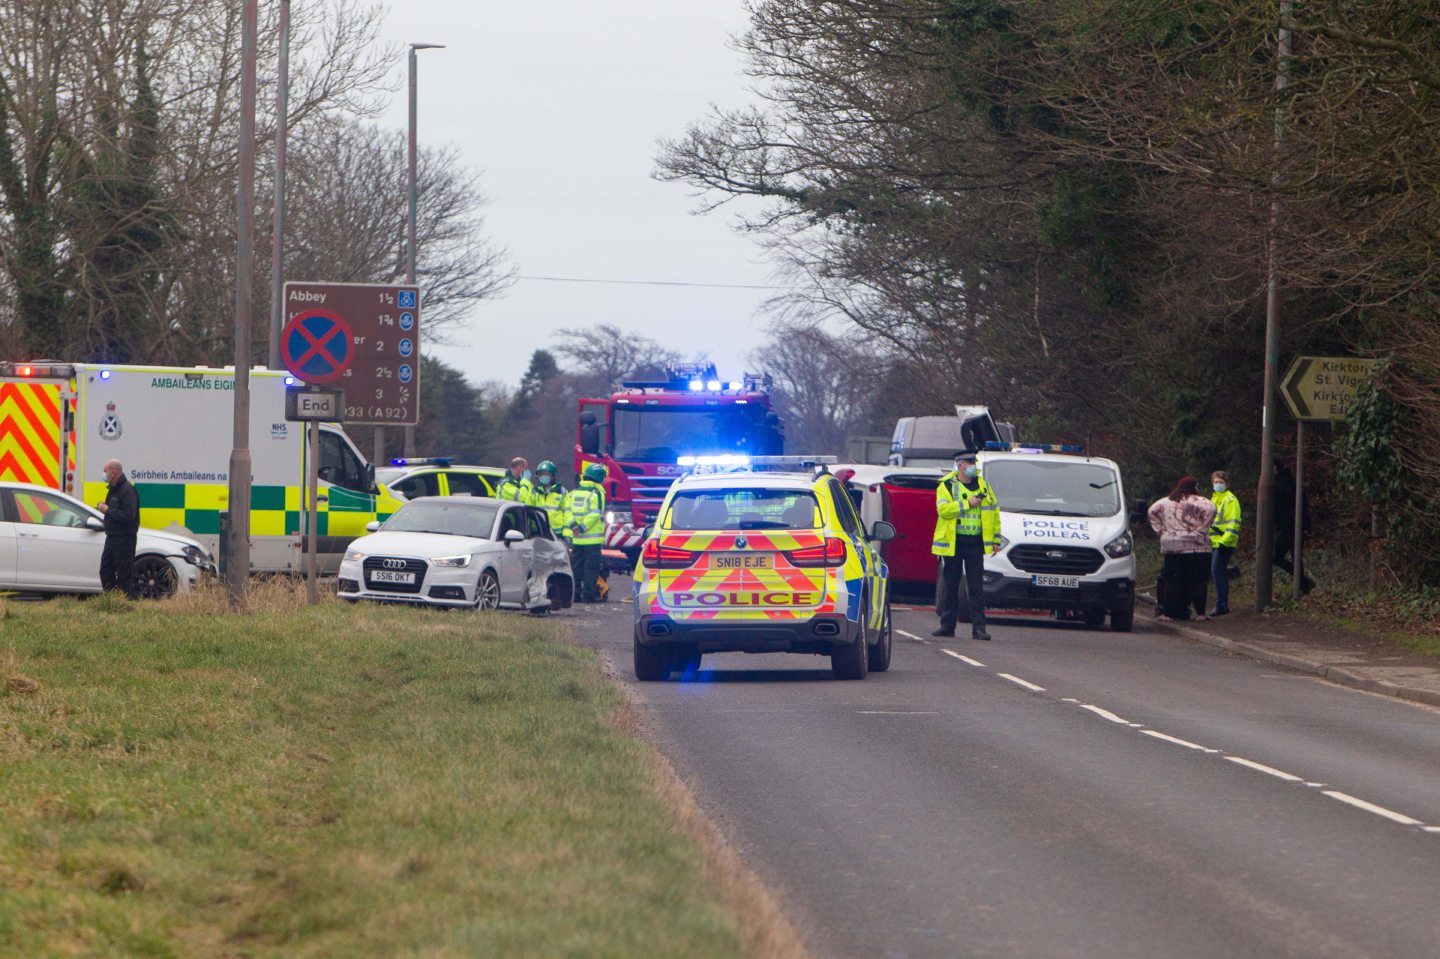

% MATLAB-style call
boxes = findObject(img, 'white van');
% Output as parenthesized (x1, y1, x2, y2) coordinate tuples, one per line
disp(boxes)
(975, 447, 1137, 631)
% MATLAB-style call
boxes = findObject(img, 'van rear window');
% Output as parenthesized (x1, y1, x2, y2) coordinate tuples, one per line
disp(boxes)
(666, 489, 820, 531)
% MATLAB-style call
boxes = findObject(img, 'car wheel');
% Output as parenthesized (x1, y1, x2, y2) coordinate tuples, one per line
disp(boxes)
(1110, 601, 1135, 633)
(633, 629, 671, 681)
(832, 600, 869, 681)
(133, 556, 178, 599)
(867, 600, 893, 673)
(474, 570, 501, 610)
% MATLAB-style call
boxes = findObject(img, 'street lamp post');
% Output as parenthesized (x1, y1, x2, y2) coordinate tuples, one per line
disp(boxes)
(268, 0, 290, 370)
(402, 42, 444, 458)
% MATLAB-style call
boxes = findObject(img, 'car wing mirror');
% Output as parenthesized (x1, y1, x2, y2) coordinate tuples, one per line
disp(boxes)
(869, 520, 897, 542)
(364, 520, 381, 532)
(504, 529, 525, 545)
(85, 516, 105, 532)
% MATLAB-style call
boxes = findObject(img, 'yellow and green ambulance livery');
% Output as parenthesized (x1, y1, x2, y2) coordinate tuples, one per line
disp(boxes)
(632, 455, 896, 681)
(0, 363, 402, 572)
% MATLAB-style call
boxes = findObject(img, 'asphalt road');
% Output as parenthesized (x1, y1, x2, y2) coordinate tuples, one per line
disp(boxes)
(568, 589, 1440, 959)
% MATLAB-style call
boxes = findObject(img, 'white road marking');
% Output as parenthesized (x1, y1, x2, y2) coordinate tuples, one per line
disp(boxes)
(1142, 730, 1219, 753)
(1305, 782, 1327, 788)
(1424, 826, 1440, 834)
(858, 710, 940, 715)
(896, 629, 924, 642)
(1079, 704, 1135, 726)
(1225, 756, 1304, 782)
(998, 673, 1045, 692)
(941, 649, 987, 668)
(1322, 791, 1424, 826)
(1061, 697, 1080, 703)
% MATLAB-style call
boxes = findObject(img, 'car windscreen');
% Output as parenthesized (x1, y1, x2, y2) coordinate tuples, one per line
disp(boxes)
(611, 406, 771, 463)
(382, 501, 497, 538)
(982, 460, 1121, 518)
(665, 488, 820, 531)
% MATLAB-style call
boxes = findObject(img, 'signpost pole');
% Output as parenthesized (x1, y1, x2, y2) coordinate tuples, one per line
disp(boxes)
(307, 418, 319, 604)
(1293, 420, 1304, 604)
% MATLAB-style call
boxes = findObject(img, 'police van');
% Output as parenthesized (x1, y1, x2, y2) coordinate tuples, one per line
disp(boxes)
(0, 362, 402, 573)
(973, 445, 1137, 631)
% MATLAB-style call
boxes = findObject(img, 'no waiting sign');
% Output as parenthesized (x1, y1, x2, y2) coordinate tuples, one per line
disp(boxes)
(282, 281, 421, 425)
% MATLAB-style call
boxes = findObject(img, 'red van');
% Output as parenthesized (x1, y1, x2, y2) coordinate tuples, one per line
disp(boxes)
(834, 464, 945, 596)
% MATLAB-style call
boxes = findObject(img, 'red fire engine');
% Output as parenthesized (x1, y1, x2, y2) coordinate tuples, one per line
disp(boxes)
(575, 364, 784, 566)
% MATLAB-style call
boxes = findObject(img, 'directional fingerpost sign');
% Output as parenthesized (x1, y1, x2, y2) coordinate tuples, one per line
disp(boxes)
(283, 281, 422, 425)
(281, 310, 353, 385)
(1280, 355, 1379, 422)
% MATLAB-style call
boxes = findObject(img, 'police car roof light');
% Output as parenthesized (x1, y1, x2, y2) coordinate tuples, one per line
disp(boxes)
(390, 456, 454, 467)
(982, 441, 1087, 455)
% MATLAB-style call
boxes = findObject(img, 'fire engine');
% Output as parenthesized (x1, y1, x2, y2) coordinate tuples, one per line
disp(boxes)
(575, 363, 784, 566)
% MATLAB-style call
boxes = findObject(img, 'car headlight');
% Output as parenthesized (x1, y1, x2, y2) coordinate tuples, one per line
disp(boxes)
(431, 554, 472, 568)
(345, 549, 366, 562)
(1104, 531, 1133, 558)
(994, 535, 1010, 554)
(605, 510, 633, 527)
(181, 544, 211, 567)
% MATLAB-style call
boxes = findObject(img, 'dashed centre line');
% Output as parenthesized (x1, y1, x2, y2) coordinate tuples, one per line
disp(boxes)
(1225, 756, 1305, 782)
(1323, 791, 1424, 826)
(1079, 704, 1139, 727)
(1142, 730, 1219, 753)
(941, 649, 987, 668)
(895, 629, 924, 642)
(998, 673, 1045, 692)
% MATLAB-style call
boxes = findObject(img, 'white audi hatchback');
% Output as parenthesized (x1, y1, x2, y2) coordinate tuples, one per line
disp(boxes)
(337, 496, 574, 612)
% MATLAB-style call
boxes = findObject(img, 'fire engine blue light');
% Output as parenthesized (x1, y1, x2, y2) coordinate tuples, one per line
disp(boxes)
(99, 370, 112, 380)
(688, 379, 704, 391)
(728, 381, 742, 390)
(284, 376, 296, 386)
(706, 380, 722, 391)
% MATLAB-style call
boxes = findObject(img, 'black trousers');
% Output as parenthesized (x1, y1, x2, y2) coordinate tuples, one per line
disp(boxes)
(571, 544, 602, 602)
(1274, 532, 1315, 590)
(1161, 551, 1210, 620)
(100, 533, 137, 598)
(937, 540, 987, 635)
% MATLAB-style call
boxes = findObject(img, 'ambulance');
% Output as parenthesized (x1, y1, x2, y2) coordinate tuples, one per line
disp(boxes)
(632, 455, 895, 681)
(974, 444, 1138, 631)
(0, 362, 403, 573)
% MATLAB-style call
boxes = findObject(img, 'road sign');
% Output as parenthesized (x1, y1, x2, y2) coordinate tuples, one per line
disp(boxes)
(284, 386, 345, 421)
(1280, 355, 1380, 421)
(282, 281, 421, 425)
(281, 310, 353, 385)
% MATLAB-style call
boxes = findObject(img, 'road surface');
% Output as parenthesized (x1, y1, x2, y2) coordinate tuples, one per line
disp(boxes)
(570, 587, 1440, 959)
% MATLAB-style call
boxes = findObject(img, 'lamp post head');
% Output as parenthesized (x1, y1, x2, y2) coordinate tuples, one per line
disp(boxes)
(410, 42, 446, 52)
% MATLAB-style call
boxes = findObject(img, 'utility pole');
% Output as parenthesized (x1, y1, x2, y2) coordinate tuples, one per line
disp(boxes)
(268, 0, 290, 370)
(404, 42, 444, 458)
(227, 0, 259, 605)
(1254, 0, 1293, 612)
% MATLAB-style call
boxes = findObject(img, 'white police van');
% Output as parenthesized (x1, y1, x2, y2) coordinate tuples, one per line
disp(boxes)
(975, 444, 1137, 631)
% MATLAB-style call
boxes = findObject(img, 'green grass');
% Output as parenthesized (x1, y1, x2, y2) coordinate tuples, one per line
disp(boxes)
(0, 591, 768, 958)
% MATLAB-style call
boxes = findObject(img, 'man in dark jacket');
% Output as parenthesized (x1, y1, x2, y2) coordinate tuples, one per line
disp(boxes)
(1273, 459, 1315, 594)
(98, 459, 141, 597)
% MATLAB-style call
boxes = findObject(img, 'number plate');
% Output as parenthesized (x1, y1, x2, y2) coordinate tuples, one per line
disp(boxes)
(371, 570, 416, 584)
(1032, 574, 1080, 589)
(711, 552, 774, 571)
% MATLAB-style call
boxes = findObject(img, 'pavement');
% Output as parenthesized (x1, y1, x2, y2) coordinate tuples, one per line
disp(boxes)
(1145, 602, 1440, 709)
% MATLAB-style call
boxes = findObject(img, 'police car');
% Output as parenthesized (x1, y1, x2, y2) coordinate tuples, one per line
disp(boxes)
(375, 458, 507, 500)
(632, 456, 895, 681)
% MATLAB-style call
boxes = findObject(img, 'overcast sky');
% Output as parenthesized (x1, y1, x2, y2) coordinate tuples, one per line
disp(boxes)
(376, 1, 775, 390)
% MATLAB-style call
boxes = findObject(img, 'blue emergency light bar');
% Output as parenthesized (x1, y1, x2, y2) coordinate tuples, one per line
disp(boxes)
(390, 456, 454, 467)
(677, 454, 836, 475)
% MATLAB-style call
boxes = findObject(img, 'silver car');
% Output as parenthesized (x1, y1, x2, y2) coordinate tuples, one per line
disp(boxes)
(337, 497, 574, 612)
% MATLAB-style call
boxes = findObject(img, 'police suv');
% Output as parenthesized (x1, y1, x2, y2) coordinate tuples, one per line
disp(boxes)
(975, 445, 1137, 631)
(632, 456, 895, 681)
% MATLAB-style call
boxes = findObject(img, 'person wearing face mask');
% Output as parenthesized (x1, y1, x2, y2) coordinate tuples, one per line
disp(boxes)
(528, 460, 568, 533)
(932, 451, 1001, 641)
(1208, 470, 1242, 616)
(497, 456, 533, 503)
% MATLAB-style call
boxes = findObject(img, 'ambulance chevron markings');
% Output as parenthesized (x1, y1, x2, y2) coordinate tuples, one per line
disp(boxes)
(0, 382, 63, 487)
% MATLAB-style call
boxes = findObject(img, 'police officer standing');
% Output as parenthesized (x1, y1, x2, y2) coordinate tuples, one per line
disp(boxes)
(97, 458, 141, 598)
(564, 463, 608, 603)
(1208, 469, 1242, 616)
(529, 460, 568, 534)
(932, 451, 1001, 641)
(496, 456, 533, 502)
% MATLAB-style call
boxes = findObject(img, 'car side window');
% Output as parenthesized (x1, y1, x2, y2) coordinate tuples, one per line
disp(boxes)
(499, 507, 526, 538)
(393, 473, 440, 499)
(446, 472, 491, 497)
(12, 490, 90, 528)
(525, 508, 548, 539)
(319, 432, 367, 492)
(826, 479, 865, 539)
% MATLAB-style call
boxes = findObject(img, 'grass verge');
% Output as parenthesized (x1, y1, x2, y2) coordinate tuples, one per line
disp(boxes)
(0, 584, 805, 958)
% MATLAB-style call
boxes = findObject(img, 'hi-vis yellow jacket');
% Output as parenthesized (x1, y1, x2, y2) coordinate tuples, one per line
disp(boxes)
(933, 472, 1001, 556)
